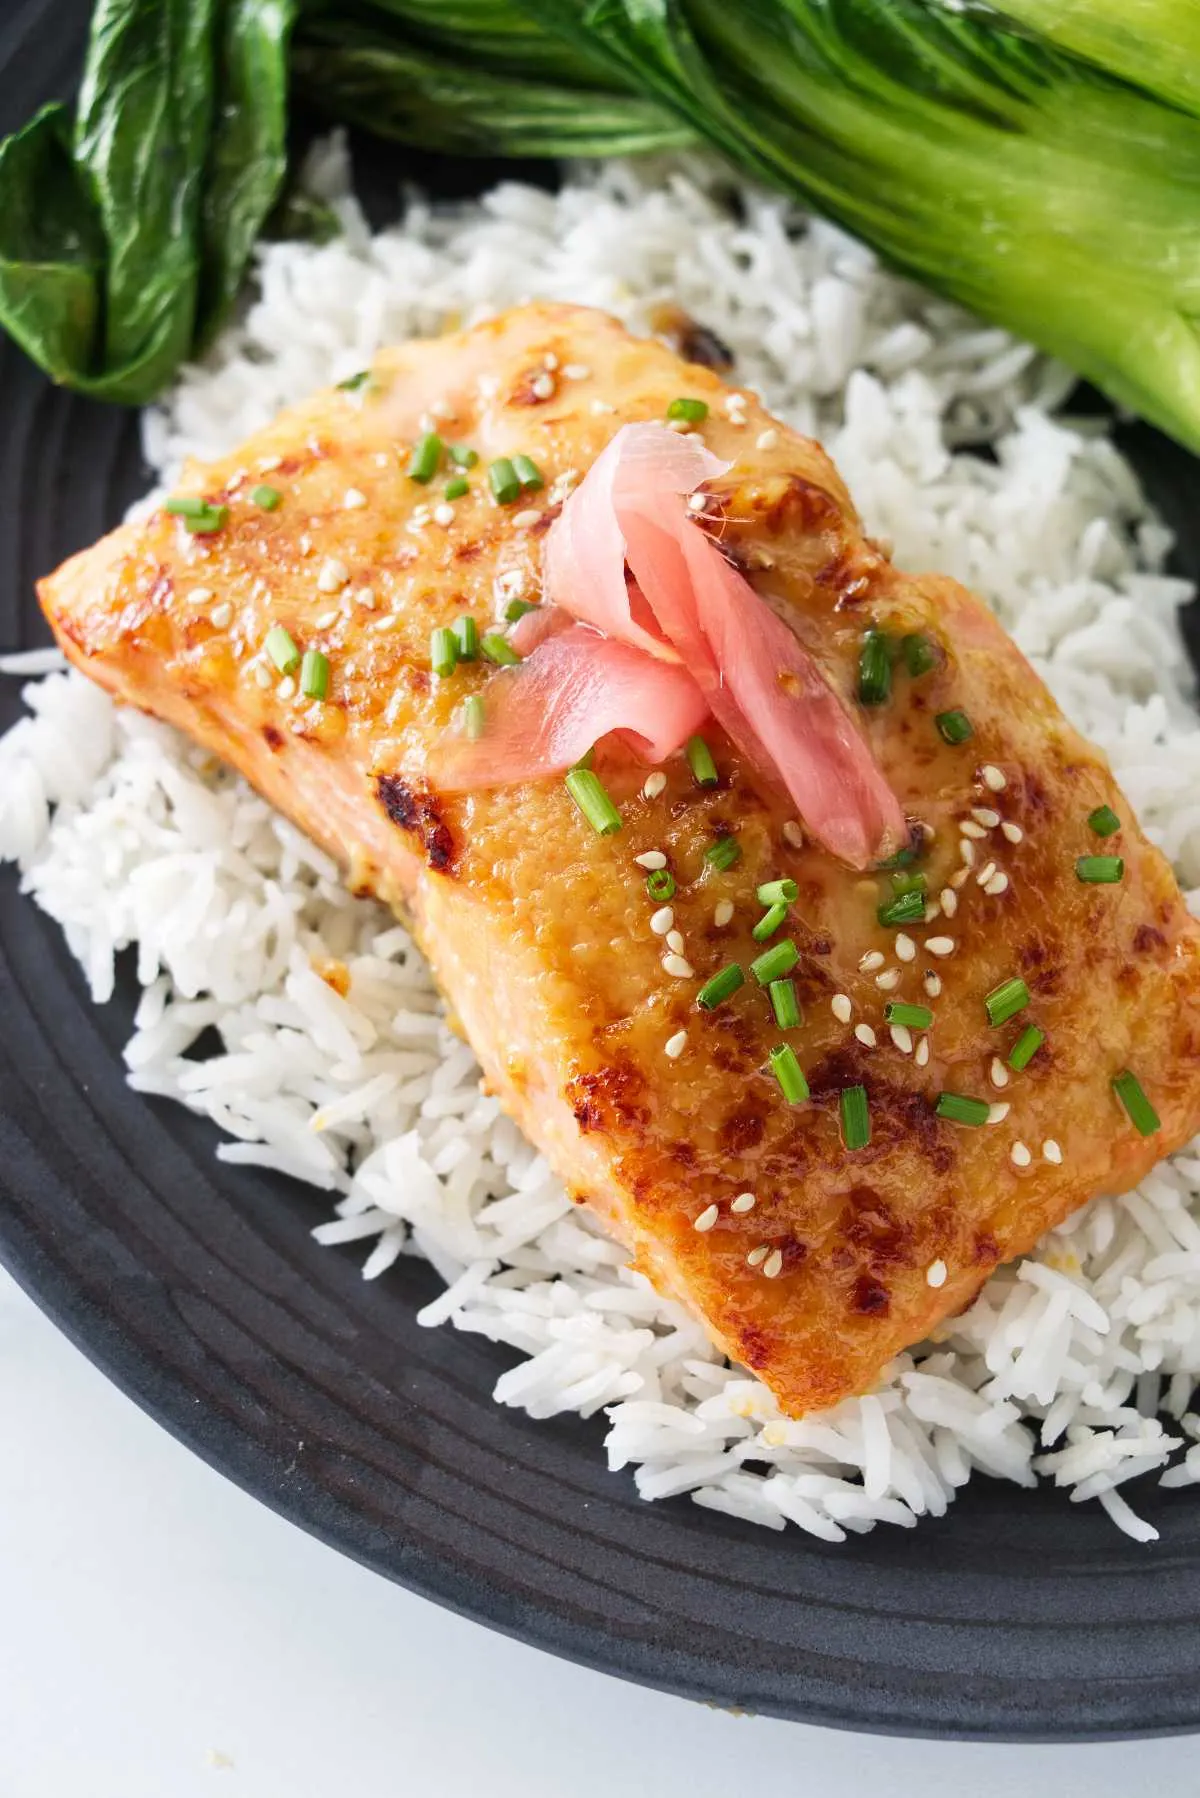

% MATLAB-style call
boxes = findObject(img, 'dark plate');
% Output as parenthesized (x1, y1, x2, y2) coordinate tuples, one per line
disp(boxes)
(4, 0, 1200, 1743)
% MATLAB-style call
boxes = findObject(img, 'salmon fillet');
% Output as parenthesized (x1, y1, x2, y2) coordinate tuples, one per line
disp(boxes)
(39, 302, 1200, 1417)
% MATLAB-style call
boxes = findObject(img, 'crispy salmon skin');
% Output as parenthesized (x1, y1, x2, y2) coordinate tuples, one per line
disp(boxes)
(39, 303, 1200, 1417)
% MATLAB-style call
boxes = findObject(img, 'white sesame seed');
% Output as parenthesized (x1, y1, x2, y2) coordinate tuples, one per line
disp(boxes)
(1011, 1141, 1032, 1168)
(959, 837, 976, 867)
(563, 362, 591, 380)
(855, 1023, 877, 1048)
(513, 508, 541, 529)
(642, 772, 667, 800)
(984, 872, 1010, 897)
(926, 936, 956, 957)
(714, 900, 734, 927)
(975, 860, 997, 887)
(960, 819, 987, 840)
(650, 907, 674, 935)
(635, 851, 667, 870)
(257, 455, 282, 473)
(981, 764, 1007, 792)
(666, 929, 685, 955)
(926, 1259, 948, 1289)
(924, 903, 941, 922)
(372, 614, 399, 633)
(990, 1057, 1010, 1089)
(923, 971, 942, 998)
(186, 586, 214, 607)
(988, 1102, 1011, 1125)
(875, 968, 902, 991)
(590, 398, 614, 415)
(665, 1030, 688, 1060)
(277, 676, 296, 701)
(763, 1249, 784, 1279)
(663, 954, 694, 979)
(949, 867, 970, 890)
(940, 887, 958, 918)
(430, 396, 456, 420)
(667, 418, 693, 434)
(1001, 821, 1024, 844)
(890, 1023, 914, 1055)
(694, 1203, 719, 1233)
(209, 601, 232, 630)
(317, 557, 349, 592)
(859, 950, 885, 973)
(343, 487, 368, 510)
(895, 932, 916, 963)
(531, 372, 555, 400)
(253, 663, 272, 690)
(541, 352, 559, 371)
(731, 1191, 757, 1214)
(357, 586, 377, 610)
(914, 1036, 930, 1067)
(1043, 1139, 1063, 1165)
(832, 993, 853, 1024)
(971, 807, 1001, 829)
(298, 534, 313, 556)
(747, 1245, 769, 1268)
(315, 610, 338, 630)
(687, 492, 708, 513)
(432, 503, 455, 528)
(782, 821, 804, 849)
(756, 428, 779, 451)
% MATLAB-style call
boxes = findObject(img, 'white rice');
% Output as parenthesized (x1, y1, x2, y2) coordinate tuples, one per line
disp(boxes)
(4, 137, 1200, 1543)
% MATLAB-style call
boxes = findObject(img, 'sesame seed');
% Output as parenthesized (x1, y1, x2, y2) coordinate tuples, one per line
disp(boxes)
(694, 1203, 719, 1232)
(971, 807, 1000, 829)
(981, 764, 1007, 792)
(890, 1023, 914, 1055)
(356, 587, 377, 610)
(926, 1259, 948, 1288)
(315, 610, 338, 630)
(960, 820, 987, 840)
(432, 503, 455, 528)
(747, 1245, 769, 1267)
(298, 534, 313, 556)
(209, 601, 232, 630)
(975, 860, 997, 887)
(663, 954, 694, 978)
(984, 872, 1009, 897)
(531, 372, 555, 400)
(714, 899, 734, 928)
(875, 968, 902, 991)
(940, 887, 958, 918)
(1011, 1141, 1032, 1168)
(949, 867, 970, 890)
(372, 614, 399, 632)
(923, 971, 942, 998)
(590, 398, 614, 415)
(513, 508, 541, 529)
(1043, 1139, 1063, 1164)
(687, 493, 708, 513)
(782, 821, 804, 849)
(926, 937, 955, 958)
(650, 907, 674, 935)
(344, 488, 368, 510)
(859, 950, 885, 973)
(317, 557, 349, 592)
(666, 929, 685, 955)
(430, 397, 456, 420)
(990, 1057, 1010, 1089)
(1001, 821, 1023, 844)
(667, 418, 693, 435)
(542, 353, 559, 371)
(277, 676, 296, 701)
(642, 772, 667, 800)
(731, 1191, 757, 1214)
(253, 663, 272, 690)
(895, 932, 916, 963)
(257, 455, 282, 473)
(186, 586, 214, 607)
(988, 1102, 1011, 1124)
(763, 1249, 784, 1279)
(665, 1030, 688, 1060)
(832, 993, 853, 1023)
(914, 1036, 930, 1067)
(635, 851, 668, 870)
(756, 428, 780, 450)
(959, 837, 976, 867)
(855, 1023, 877, 1048)
(563, 363, 591, 380)
(924, 903, 941, 922)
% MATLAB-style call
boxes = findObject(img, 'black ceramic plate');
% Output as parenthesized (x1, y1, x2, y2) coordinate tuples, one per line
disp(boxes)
(6, 0, 1200, 1744)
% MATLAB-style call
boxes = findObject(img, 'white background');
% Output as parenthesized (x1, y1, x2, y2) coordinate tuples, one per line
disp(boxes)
(1, 1263, 1195, 1798)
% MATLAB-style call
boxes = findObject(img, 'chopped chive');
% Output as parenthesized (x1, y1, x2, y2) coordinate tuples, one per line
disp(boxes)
(1076, 854, 1124, 884)
(300, 649, 329, 701)
(841, 1085, 870, 1150)
(984, 976, 1031, 1028)
(890, 869, 927, 897)
(697, 963, 745, 1011)
(667, 396, 709, 422)
(565, 768, 622, 836)
(902, 632, 938, 678)
(336, 369, 371, 392)
(752, 903, 789, 943)
(407, 433, 443, 483)
(769, 979, 803, 1030)
(249, 483, 282, 510)
(430, 627, 458, 679)
(756, 878, 798, 906)
(876, 843, 919, 870)
(448, 444, 479, 469)
(935, 1092, 991, 1126)
(462, 694, 486, 741)
(885, 1001, 933, 1030)
(165, 496, 208, 518)
(1008, 1024, 1045, 1071)
(480, 633, 521, 666)
(1112, 1068, 1160, 1137)
(936, 709, 974, 745)
(858, 629, 892, 706)
(184, 504, 228, 534)
(686, 735, 718, 787)
(1088, 804, 1120, 837)
(488, 457, 521, 504)
(646, 868, 676, 902)
(512, 454, 544, 490)
(504, 597, 539, 623)
(264, 624, 300, 675)
(705, 836, 741, 872)
(750, 939, 799, 984)
(570, 748, 594, 772)
(444, 476, 470, 502)
(769, 1043, 809, 1104)
(878, 888, 926, 927)
(454, 615, 479, 660)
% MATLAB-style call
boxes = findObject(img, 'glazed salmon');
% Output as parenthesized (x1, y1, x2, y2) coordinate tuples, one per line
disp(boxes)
(39, 303, 1200, 1417)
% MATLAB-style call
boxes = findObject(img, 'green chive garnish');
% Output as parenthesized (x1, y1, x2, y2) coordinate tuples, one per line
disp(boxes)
(264, 625, 300, 675)
(878, 889, 925, 927)
(646, 868, 676, 902)
(454, 615, 479, 660)
(752, 903, 789, 942)
(936, 709, 974, 745)
(769, 1043, 809, 1104)
(165, 496, 208, 518)
(890, 869, 927, 897)
(448, 444, 479, 469)
(1088, 805, 1120, 837)
(841, 1085, 870, 1150)
(705, 836, 741, 872)
(571, 748, 594, 772)
(480, 633, 521, 666)
(984, 976, 1031, 1028)
(565, 768, 621, 836)
(166, 496, 228, 533)
(300, 649, 329, 700)
(667, 397, 709, 422)
(935, 1092, 991, 1126)
(697, 963, 745, 1011)
(1112, 1068, 1160, 1137)
(757, 879, 798, 906)
(1076, 855, 1124, 884)
(488, 458, 521, 504)
(408, 433, 443, 483)
(876, 843, 919, 870)
(462, 694, 486, 741)
(431, 628, 458, 679)
(250, 483, 281, 510)
(902, 632, 938, 678)
(512, 454, 544, 490)
(885, 1001, 933, 1030)
(858, 629, 891, 706)
(769, 979, 802, 1030)
(337, 370, 370, 392)
(504, 597, 539, 623)
(1008, 1025, 1045, 1071)
(750, 939, 799, 984)
(444, 476, 470, 502)
(686, 735, 718, 787)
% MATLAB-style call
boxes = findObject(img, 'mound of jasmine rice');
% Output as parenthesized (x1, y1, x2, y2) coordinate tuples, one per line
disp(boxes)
(4, 139, 1200, 1543)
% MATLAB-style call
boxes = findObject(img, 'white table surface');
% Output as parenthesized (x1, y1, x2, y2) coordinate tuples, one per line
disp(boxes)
(0, 1263, 1194, 1798)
